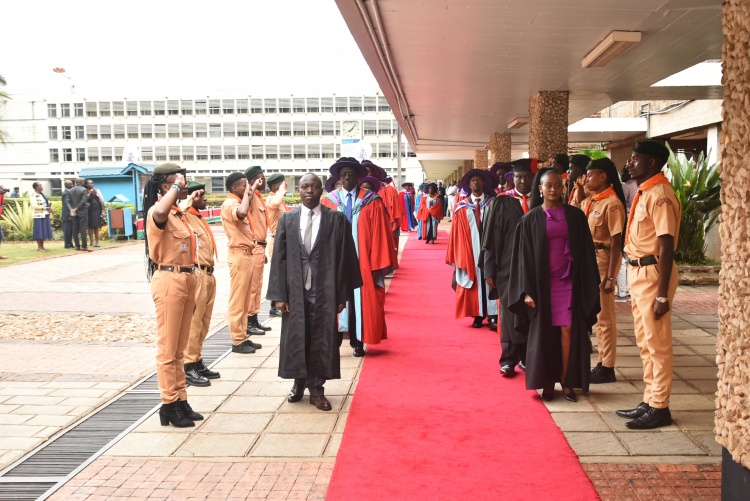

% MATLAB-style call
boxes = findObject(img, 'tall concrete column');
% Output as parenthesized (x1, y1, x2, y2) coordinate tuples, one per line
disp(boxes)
(490, 133, 512, 163)
(717, 0, 750, 495)
(462, 160, 473, 176)
(474, 150, 488, 170)
(528, 91, 569, 163)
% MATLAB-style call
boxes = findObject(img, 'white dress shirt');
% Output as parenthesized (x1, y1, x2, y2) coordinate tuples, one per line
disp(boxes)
(299, 204, 322, 248)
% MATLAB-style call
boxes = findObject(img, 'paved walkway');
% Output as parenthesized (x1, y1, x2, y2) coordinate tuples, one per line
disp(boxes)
(0, 225, 722, 500)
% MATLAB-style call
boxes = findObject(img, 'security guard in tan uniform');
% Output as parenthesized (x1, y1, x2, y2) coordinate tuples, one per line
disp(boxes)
(143, 162, 202, 428)
(221, 172, 263, 353)
(616, 140, 680, 429)
(572, 158, 626, 384)
(181, 182, 220, 386)
(244, 166, 272, 336)
(265, 173, 288, 317)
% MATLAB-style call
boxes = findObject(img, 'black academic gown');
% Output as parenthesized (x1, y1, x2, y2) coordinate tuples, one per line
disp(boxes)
(508, 205, 600, 392)
(481, 195, 527, 344)
(267, 206, 362, 380)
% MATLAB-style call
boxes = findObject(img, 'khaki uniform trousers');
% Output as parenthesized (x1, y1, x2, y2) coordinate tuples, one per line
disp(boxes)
(228, 248, 255, 345)
(595, 248, 619, 368)
(267, 236, 275, 264)
(185, 270, 216, 364)
(248, 245, 266, 316)
(151, 270, 197, 405)
(628, 262, 679, 409)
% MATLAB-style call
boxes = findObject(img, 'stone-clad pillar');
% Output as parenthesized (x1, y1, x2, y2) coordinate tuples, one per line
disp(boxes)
(474, 150, 488, 170)
(717, 0, 750, 491)
(528, 91, 569, 163)
(490, 133, 512, 163)
(462, 160, 473, 176)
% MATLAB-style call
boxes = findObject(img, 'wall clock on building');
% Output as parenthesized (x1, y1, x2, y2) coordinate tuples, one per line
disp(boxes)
(341, 120, 361, 140)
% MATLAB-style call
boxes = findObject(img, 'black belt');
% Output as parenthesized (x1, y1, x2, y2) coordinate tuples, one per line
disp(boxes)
(158, 265, 195, 273)
(198, 264, 214, 274)
(628, 255, 657, 267)
(595, 244, 609, 250)
(255, 241, 267, 246)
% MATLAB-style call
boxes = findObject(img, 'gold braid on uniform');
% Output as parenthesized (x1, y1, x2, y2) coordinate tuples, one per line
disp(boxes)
(142, 174, 168, 281)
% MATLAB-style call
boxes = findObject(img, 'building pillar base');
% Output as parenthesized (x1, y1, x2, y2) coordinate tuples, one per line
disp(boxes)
(723, 448, 750, 500)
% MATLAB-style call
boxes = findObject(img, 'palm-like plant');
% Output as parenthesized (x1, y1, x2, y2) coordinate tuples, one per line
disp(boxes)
(664, 143, 721, 264)
(576, 146, 608, 160)
(2, 199, 34, 240)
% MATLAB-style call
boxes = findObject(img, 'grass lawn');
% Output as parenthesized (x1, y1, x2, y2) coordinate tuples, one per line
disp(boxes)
(0, 238, 137, 267)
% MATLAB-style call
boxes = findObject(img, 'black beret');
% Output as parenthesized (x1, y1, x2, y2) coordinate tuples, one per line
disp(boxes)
(266, 173, 285, 187)
(554, 154, 570, 165)
(633, 140, 670, 167)
(569, 154, 591, 169)
(586, 157, 618, 178)
(153, 162, 185, 175)
(244, 165, 263, 180)
(187, 181, 205, 194)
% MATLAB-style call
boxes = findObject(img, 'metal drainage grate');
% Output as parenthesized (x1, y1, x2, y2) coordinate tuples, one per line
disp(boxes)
(0, 301, 271, 500)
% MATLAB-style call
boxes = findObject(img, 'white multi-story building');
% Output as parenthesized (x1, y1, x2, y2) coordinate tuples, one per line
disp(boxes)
(0, 93, 422, 195)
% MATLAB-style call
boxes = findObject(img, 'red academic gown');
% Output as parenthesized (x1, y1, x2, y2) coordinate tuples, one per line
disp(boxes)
(322, 189, 398, 344)
(417, 195, 443, 223)
(379, 184, 403, 232)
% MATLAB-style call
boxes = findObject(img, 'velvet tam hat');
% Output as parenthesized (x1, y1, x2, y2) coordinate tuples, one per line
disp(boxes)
(633, 140, 670, 167)
(358, 176, 381, 193)
(330, 157, 368, 178)
(459, 169, 499, 196)
(325, 177, 340, 193)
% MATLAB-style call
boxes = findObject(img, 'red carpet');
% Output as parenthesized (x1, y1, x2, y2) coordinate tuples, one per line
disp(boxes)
(326, 231, 599, 501)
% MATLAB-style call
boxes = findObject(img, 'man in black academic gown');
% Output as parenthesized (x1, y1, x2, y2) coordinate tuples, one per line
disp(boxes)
(482, 161, 535, 377)
(267, 173, 362, 411)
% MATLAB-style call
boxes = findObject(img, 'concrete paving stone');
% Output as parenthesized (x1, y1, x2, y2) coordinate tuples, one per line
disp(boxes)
(615, 346, 643, 357)
(236, 381, 291, 397)
(60, 397, 106, 407)
(25, 414, 79, 427)
(218, 396, 284, 413)
(279, 396, 345, 414)
(614, 337, 637, 346)
(673, 329, 713, 338)
(104, 432, 188, 457)
(668, 394, 716, 411)
(672, 356, 715, 368)
(334, 414, 348, 433)
(50, 388, 111, 398)
(35, 426, 61, 438)
(672, 321, 699, 330)
(585, 381, 642, 395)
(672, 345, 697, 356)
(67, 405, 96, 416)
(5, 373, 56, 382)
(342, 396, 353, 412)
(689, 344, 720, 356)
(339, 357, 364, 369)
(674, 367, 719, 381)
(215, 355, 266, 370)
(184, 395, 227, 414)
(325, 434, 342, 457)
(0, 414, 32, 425)
(269, 414, 338, 434)
(0, 436, 44, 451)
(680, 314, 718, 323)
(630, 380, 700, 395)
(563, 432, 630, 456)
(249, 368, 284, 382)
(673, 335, 719, 346)
(92, 382, 131, 390)
(599, 411, 679, 433)
(206, 368, 252, 381)
(0, 395, 11, 404)
(260, 358, 280, 369)
(12, 404, 77, 415)
(251, 434, 329, 458)
(687, 432, 722, 456)
(689, 321, 719, 330)
(618, 431, 707, 456)
(616, 367, 647, 380)
(0, 404, 21, 414)
(0, 425, 48, 437)
(201, 413, 273, 434)
(175, 433, 258, 457)
(614, 356, 646, 368)
(0, 381, 48, 388)
(339, 368, 358, 380)
(551, 412, 610, 432)
(673, 411, 716, 431)
(41, 381, 99, 389)
(183, 381, 242, 396)
(0, 449, 25, 469)
(322, 380, 352, 396)
(5, 395, 68, 405)
(132, 414, 205, 433)
(689, 379, 720, 394)
(590, 393, 648, 413)
(0, 387, 56, 396)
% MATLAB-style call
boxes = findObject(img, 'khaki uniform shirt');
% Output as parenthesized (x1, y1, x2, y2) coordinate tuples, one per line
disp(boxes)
(221, 194, 255, 249)
(624, 183, 681, 259)
(577, 193, 625, 249)
(147, 206, 195, 267)
(265, 190, 287, 235)
(248, 192, 269, 242)
(185, 212, 215, 267)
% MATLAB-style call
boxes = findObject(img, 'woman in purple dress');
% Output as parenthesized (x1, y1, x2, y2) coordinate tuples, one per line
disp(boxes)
(509, 168, 600, 403)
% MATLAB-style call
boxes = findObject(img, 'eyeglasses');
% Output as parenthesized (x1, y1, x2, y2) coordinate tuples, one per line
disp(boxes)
(339, 171, 358, 178)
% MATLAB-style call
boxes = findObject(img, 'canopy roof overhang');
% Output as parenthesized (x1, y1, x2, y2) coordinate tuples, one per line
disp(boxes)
(335, 0, 723, 179)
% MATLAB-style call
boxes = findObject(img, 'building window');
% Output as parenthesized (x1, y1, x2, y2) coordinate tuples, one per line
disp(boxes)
(194, 100, 207, 115)
(196, 146, 208, 160)
(181, 100, 193, 115)
(307, 98, 321, 113)
(278, 98, 291, 113)
(293, 122, 306, 136)
(377, 96, 391, 111)
(127, 124, 138, 139)
(293, 144, 306, 159)
(155, 146, 166, 161)
(140, 124, 153, 138)
(279, 122, 291, 136)
(169, 146, 180, 161)
(250, 99, 262, 114)
(154, 124, 166, 139)
(114, 124, 125, 139)
(167, 100, 179, 115)
(86, 125, 98, 140)
(238, 145, 250, 159)
(222, 99, 235, 114)
(265, 122, 278, 137)
(321, 144, 334, 159)
(86, 102, 98, 117)
(251, 122, 263, 136)
(308, 144, 321, 159)
(364, 96, 376, 111)
(47, 104, 57, 118)
(49, 149, 60, 162)
(99, 102, 111, 116)
(209, 99, 221, 114)
(321, 98, 334, 112)
(377, 143, 391, 158)
(126, 101, 138, 116)
(141, 147, 153, 161)
(210, 145, 222, 160)
(307, 121, 320, 135)
(75, 126, 84, 139)
(237, 122, 249, 137)
(60, 103, 71, 117)
(265, 145, 278, 159)
(168, 124, 179, 138)
(211, 178, 225, 193)
(349, 97, 362, 112)
(181, 123, 194, 138)
(321, 121, 334, 136)
(364, 120, 377, 135)
(264, 98, 277, 114)
(377, 120, 392, 135)
(293, 98, 305, 113)
(99, 125, 112, 139)
(182, 146, 194, 160)
(153, 101, 166, 115)
(236, 99, 248, 114)
(76, 148, 85, 161)
(114, 147, 123, 161)
(209, 123, 222, 138)
(223, 123, 236, 138)
(112, 101, 125, 116)
(61, 148, 72, 161)
(48, 126, 58, 140)
(101, 147, 113, 161)
(87, 147, 99, 161)
(335, 97, 348, 113)
(195, 123, 207, 138)
(251, 145, 263, 159)
(139, 101, 152, 116)
(224, 145, 236, 160)
(279, 145, 292, 159)
(62, 126, 71, 140)
(74, 103, 84, 117)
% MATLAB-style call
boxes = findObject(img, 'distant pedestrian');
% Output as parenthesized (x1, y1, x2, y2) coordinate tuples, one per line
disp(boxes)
(10, 187, 20, 198)
(68, 178, 91, 252)
(417, 183, 442, 244)
(61, 180, 74, 249)
(0, 185, 7, 259)
(30, 182, 53, 252)
(445, 180, 458, 220)
(85, 179, 106, 248)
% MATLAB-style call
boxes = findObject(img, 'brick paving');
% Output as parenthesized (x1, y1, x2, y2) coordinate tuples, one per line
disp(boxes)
(584, 463, 721, 500)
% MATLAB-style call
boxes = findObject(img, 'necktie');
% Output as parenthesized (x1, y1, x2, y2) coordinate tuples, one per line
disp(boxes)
(345, 192, 353, 222)
(521, 194, 529, 214)
(304, 210, 313, 290)
(474, 198, 482, 233)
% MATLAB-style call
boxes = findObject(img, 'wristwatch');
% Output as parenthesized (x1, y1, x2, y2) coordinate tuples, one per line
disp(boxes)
(655, 296, 668, 303)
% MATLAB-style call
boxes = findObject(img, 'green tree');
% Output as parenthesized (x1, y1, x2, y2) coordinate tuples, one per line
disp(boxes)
(0, 75, 10, 145)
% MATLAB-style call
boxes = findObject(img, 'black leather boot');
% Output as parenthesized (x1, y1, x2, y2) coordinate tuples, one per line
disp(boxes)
(179, 399, 204, 421)
(196, 359, 220, 379)
(269, 302, 283, 317)
(246, 316, 265, 336)
(252, 314, 272, 331)
(159, 401, 194, 427)
(184, 363, 210, 387)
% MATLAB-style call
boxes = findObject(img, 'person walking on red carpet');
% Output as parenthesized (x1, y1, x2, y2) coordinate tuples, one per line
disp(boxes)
(417, 183, 443, 244)
(446, 168, 499, 329)
(267, 174, 362, 411)
(482, 161, 535, 377)
(322, 157, 398, 357)
(398, 182, 416, 232)
(508, 168, 600, 403)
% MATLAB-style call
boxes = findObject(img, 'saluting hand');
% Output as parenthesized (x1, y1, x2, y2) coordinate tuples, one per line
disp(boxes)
(524, 294, 537, 309)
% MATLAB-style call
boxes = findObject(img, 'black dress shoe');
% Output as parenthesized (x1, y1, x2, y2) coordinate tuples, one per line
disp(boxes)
(179, 399, 204, 421)
(288, 380, 306, 402)
(246, 339, 262, 349)
(471, 317, 484, 328)
(159, 401, 194, 428)
(518, 360, 526, 371)
(353, 346, 366, 357)
(249, 314, 272, 332)
(310, 395, 332, 411)
(269, 307, 283, 317)
(184, 363, 211, 387)
(232, 340, 256, 354)
(616, 402, 650, 419)
(246, 323, 265, 336)
(488, 319, 498, 331)
(541, 385, 554, 402)
(563, 388, 577, 402)
(590, 366, 616, 384)
(626, 406, 672, 429)
(196, 359, 220, 379)
(500, 365, 516, 377)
